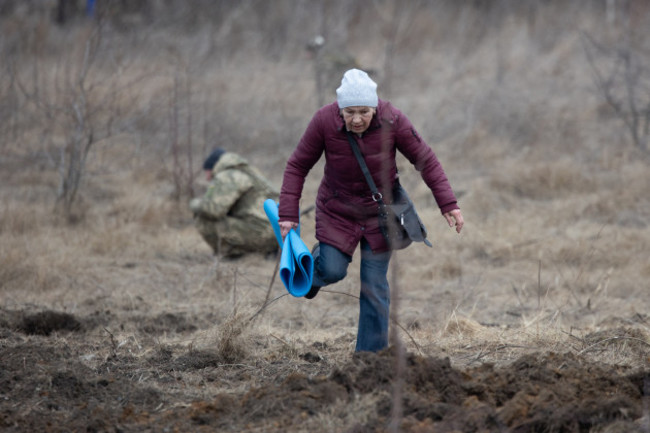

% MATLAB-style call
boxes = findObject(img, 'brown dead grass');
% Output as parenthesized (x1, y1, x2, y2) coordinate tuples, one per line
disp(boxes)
(1, 3, 649, 431)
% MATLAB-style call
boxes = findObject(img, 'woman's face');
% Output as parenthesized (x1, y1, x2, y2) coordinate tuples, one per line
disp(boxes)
(341, 106, 376, 134)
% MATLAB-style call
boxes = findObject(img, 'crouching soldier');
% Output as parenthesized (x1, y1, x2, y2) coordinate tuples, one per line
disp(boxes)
(190, 148, 279, 258)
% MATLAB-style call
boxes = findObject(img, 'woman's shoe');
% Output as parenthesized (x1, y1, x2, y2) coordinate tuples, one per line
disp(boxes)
(305, 243, 321, 299)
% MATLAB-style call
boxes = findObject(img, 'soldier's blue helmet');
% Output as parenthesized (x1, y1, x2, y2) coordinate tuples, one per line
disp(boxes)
(203, 148, 225, 171)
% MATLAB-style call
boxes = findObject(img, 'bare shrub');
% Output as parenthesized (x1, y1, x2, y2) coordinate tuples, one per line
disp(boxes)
(167, 69, 207, 202)
(214, 311, 253, 364)
(14, 22, 146, 222)
(582, 31, 650, 152)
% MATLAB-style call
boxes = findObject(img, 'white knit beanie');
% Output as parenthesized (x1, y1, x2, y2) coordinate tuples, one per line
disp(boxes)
(336, 69, 378, 108)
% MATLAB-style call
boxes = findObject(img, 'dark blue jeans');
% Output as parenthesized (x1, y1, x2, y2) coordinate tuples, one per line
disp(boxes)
(312, 239, 392, 352)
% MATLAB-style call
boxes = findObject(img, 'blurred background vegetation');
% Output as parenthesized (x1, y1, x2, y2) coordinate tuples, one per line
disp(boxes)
(0, 0, 649, 222)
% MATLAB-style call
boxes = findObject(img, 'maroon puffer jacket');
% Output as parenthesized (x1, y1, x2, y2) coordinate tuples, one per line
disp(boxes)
(279, 99, 458, 255)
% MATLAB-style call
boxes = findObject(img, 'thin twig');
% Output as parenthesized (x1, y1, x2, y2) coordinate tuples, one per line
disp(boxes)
(248, 293, 290, 323)
(269, 333, 290, 347)
(263, 249, 281, 306)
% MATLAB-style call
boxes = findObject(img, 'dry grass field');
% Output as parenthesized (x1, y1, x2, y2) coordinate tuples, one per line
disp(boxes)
(1, 1, 649, 432)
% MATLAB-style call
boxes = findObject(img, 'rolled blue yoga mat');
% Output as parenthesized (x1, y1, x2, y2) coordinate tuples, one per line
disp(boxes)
(263, 199, 314, 297)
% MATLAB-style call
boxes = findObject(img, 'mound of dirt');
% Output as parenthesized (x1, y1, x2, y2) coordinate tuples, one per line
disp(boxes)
(20, 311, 82, 336)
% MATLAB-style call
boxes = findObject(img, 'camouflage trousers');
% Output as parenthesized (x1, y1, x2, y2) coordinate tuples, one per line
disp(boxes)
(194, 215, 278, 258)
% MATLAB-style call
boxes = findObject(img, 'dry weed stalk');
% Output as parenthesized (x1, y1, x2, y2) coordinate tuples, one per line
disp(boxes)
(102, 327, 118, 358)
(215, 310, 254, 364)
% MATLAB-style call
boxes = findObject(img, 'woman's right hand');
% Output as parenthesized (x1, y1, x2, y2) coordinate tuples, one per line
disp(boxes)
(279, 221, 299, 239)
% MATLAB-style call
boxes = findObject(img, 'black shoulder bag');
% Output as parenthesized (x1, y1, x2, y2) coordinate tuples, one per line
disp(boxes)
(345, 131, 432, 250)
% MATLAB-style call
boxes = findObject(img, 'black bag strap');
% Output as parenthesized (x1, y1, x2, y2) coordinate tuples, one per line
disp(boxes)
(345, 131, 386, 206)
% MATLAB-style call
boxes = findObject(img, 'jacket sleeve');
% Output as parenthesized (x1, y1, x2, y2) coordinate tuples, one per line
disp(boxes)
(393, 112, 459, 214)
(192, 169, 254, 219)
(278, 112, 326, 222)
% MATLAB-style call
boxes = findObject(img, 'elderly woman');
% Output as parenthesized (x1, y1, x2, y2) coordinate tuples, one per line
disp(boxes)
(278, 69, 463, 352)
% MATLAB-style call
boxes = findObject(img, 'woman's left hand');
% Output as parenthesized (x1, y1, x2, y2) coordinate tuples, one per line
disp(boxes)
(443, 209, 464, 234)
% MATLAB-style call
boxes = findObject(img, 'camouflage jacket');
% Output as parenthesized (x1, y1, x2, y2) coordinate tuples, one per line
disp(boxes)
(190, 152, 279, 223)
